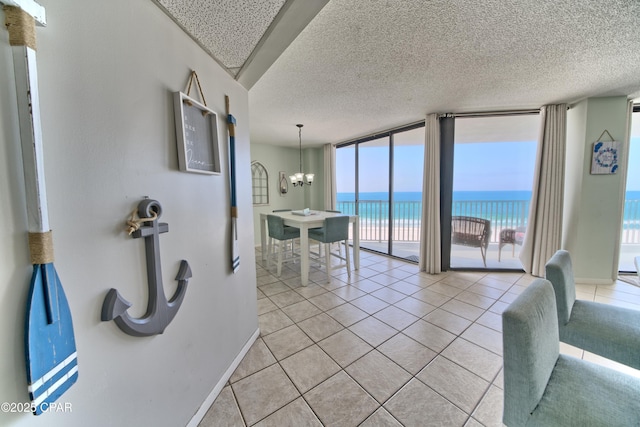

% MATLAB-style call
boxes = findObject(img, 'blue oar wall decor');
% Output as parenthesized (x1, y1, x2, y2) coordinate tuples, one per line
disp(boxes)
(226, 95, 240, 273)
(3, 2, 78, 415)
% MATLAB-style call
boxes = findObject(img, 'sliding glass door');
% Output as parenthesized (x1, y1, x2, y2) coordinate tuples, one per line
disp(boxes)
(336, 124, 424, 261)
(619, 109, 639, 273)
(335, 145, 356, 215)
(449, 114, 539, 269)
(392, 127, 425, 260)
(358, 137, 390, 253)
(337, 114, 539, 269)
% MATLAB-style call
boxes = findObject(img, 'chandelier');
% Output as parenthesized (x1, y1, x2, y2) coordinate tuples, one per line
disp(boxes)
(289, 124, 314, 187)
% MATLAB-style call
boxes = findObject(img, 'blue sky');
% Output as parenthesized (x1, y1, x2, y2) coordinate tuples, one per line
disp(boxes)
(336, 141, 538, 193)
(626, 136, 640, 191)
(336, 136, 640, 193)
(453, 141, 537, 192)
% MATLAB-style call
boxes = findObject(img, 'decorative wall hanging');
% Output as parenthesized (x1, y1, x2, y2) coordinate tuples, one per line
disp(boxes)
(591, 130, 620, 175)
(101, 199, 191, 337)
(174, 71, 221, 174)
(3, 3, 78, 415)
(225, 96, 240, 273)
(279, 171, 289, 195)
(251, 161, 269, 205)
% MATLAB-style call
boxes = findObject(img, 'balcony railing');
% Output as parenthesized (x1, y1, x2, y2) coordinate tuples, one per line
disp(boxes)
(337, 198, 640, 244)
(623, 198, 640, 244)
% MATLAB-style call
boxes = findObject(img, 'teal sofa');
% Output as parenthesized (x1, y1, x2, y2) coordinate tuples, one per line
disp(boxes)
(545, 250, 640, 370)
(502, 278, 640, 426)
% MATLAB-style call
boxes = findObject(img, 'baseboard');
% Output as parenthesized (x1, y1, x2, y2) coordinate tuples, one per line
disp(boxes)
(186, 327, 260, 427)
(574, 277, 615, 286)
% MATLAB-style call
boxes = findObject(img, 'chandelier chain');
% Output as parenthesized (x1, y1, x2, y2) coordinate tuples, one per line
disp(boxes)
(290, 124, 313, 187)
(298, 124, 303, 173)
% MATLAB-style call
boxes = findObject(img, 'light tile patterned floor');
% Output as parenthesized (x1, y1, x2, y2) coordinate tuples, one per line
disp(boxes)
(199, 249, 640, 427)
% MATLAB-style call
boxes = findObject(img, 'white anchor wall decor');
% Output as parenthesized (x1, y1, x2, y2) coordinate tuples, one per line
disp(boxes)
(101, 199, 191, 337)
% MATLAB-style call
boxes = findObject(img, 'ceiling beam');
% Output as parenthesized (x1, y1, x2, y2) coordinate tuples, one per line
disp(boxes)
(236, 0, 328, 90)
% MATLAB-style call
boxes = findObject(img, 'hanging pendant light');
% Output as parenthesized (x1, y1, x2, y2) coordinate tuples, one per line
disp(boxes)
(289, 124, 314, 187)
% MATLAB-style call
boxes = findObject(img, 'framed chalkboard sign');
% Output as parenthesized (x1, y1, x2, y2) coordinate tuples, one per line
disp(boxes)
(173, 91, 221, 175)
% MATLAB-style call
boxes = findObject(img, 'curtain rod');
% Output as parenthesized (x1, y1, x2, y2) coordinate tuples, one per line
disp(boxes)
(336, 108, 543, 147)
(336, 120, 425, 147)
(452, 105, 574, 118)
(450, 109, 540, 118)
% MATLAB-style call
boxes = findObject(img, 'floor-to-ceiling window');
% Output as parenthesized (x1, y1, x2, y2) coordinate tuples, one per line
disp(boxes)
(449, 114, 540, 269)
(619, 108, 640, 273)
(336, 113, 539, 269)
(358, 136, 390, 253)
(392, 127, 424, 260)
(335, 145, 356, 214)
(336, 123, 424, 261)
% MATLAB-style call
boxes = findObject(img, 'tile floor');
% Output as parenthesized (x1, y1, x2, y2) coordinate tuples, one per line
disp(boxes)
(199, 248, 640, 427)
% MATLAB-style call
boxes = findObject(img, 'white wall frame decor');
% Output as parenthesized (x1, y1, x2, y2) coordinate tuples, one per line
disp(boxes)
(173, 91, 221, 175)
(591, 139, 620, 175)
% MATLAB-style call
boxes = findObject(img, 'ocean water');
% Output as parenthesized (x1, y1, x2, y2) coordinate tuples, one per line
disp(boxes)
(336, 191, 640, 227)
(337, 190, 534, 202)
(338, 190, 640, 201)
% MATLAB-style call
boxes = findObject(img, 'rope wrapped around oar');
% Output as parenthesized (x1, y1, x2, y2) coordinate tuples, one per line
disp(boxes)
(28, 231, 54, 264)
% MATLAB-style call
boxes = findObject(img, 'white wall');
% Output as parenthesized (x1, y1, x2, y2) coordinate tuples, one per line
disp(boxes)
(563, 101, 587, 255)
(0, 1, 257, 426)
(304, 147, 325, 209)
(563, 97, 630, 283)
(250, 144, 325, 246)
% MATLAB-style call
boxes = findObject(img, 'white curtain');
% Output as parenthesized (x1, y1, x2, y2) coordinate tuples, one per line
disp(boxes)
(323, 143, 337, 210)
(419, 114, 441, 274)
(519, 104, 567, 277)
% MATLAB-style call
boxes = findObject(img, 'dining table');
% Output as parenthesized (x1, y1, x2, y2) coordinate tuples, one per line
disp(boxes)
(259, 210, 360, 286)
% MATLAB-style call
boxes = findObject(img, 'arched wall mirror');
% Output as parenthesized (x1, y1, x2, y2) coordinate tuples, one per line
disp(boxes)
(251, 161, 269, 205)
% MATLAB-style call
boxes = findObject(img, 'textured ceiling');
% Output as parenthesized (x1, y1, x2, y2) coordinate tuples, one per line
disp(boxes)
(154, 0, 287, 74)
(249, 0, 640, 147)
(154, 0, 640, 148)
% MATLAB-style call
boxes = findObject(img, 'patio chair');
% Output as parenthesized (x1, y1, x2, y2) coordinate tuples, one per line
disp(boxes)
(498, 226, 526, 261)
(502, 278, 640, 426)
(545, 249, 640, 370)
(451, 216, 490, 267)
(266, 214, 300, 277)
(308, 215, 351, 281)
